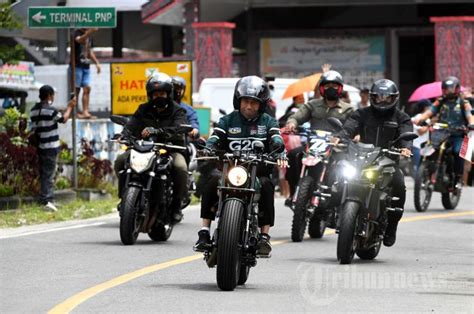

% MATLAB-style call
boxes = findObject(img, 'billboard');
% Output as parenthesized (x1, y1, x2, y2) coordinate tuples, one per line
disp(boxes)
(260, 36, 385, 88)
(110, 60, 192, 115)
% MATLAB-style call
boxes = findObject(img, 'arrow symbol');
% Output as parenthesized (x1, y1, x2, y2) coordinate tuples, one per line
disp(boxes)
(32, 12, 46, 23)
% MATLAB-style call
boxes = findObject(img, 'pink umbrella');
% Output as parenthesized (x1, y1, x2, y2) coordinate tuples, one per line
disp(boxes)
(408, 81, 465, 103)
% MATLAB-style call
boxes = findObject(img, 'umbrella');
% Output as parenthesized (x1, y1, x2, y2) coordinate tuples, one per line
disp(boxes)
(408, 81, 465, 103)
(282, 73, 321, 99)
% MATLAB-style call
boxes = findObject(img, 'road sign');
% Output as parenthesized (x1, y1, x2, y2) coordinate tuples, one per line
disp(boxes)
(28, 7, 116, 28)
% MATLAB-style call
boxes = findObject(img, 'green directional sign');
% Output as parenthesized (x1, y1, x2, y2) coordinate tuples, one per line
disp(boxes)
(28, 7, 116, 28)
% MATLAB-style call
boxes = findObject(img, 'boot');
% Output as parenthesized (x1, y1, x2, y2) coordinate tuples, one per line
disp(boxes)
(193, 229, 211, 252)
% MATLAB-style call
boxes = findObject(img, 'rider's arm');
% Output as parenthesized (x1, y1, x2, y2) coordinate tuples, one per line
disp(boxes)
(335, 110, 360, 140)
(186, 106, 200, 130)
(206, 117, 227, 149)
(286, 102, 312, 127)
(398, 111, 414, 149)
(463, 100, 474, 124)
(268, 118, 285, 153)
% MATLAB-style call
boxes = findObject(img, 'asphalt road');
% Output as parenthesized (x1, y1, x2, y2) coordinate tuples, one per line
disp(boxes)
(1, 180, 473, 313)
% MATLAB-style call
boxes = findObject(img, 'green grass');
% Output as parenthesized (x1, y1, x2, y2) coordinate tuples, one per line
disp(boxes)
(0, 197, 119, 228)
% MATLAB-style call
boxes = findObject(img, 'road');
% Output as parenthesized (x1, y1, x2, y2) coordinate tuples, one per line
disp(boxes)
(1, 180, 473, 313)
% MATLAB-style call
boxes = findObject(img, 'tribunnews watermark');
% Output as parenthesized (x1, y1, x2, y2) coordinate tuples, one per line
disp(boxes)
(296, 264, 460, 306)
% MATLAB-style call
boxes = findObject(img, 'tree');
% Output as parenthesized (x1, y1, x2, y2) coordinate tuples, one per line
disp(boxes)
(0, 2, 25, 64)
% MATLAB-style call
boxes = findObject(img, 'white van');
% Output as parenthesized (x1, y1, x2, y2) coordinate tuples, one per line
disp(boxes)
(194, 77, 360, 122)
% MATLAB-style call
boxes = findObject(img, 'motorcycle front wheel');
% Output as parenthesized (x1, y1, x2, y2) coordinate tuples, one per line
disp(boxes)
(414, 163, 432, 212)
(337, 201, 359, 264)
(291, 176, 314, 242)
(216, 199, 245, 291)
(120, 186, 142, 245)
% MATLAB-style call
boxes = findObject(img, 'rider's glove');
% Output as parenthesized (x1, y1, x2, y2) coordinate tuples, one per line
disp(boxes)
(270, 141, 285, 154)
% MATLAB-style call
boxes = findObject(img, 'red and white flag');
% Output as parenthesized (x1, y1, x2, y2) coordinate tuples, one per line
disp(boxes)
(459, 131, 474, 163)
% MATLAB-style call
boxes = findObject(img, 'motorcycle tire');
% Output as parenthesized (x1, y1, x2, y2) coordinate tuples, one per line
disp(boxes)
(291, 176, 314, 242)
(356, 241, 381, 260)
(337, 201, 359, 264)
(237, 265, 250, 285)
(216, 199, 244, 291)
(308, 214, 326, 239)
(441, 186, 461, 210)
(120, 186, 141, 245)
(414, 163, 432, 212)
(148, 223, 173, 241)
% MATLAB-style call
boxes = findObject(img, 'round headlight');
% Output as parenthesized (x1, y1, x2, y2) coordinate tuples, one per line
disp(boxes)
(228, 166, 248, 187)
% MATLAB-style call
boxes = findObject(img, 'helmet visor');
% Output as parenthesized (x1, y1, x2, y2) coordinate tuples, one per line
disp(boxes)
(370, 93, 399, 109)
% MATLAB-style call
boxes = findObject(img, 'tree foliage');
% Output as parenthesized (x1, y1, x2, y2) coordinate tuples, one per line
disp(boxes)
(0, 2, 25, 64)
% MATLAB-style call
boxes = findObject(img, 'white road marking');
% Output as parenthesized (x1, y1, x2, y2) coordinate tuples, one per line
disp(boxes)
(0, 222, 107, 239)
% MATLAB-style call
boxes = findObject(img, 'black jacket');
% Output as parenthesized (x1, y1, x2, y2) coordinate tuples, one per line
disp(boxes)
(123, 101, 188, 145)
(338, 107, 413, 149)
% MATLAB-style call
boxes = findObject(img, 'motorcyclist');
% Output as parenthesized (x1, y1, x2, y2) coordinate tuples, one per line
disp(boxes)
(414, 76, 474, 185)
(333, 79, 413, 247)
(284, 70, 354, 205)
(113, 72, 189, 223)
(193, 76, 286, 257)
(171, 76, 200, 139)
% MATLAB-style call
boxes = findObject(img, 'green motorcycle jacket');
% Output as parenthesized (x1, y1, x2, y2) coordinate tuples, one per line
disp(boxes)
(207, 111, 285, 153)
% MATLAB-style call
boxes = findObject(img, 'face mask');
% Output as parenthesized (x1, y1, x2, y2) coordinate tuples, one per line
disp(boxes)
(151, 97, 168, 109)
(324, 88, 339, 101)
(446, 93, 457, 101)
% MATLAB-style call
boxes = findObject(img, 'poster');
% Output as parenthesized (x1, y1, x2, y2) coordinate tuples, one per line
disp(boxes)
(260, 37, 385, 88)
(110, 60, 192, 115)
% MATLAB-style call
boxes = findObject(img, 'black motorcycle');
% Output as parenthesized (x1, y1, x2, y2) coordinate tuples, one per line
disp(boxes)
(414, 123, 470, 212)
(195, 141, 278, 291)
(110, 115, 192, 245)
(336, 131, 417, 264)
(290, 118, 345, 242)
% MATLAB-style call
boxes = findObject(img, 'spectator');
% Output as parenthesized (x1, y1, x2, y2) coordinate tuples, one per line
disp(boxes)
(30, 85, 76, 212)
(73, 28, 101, 119)
(278, 94, 305, 127)
(357, 88, 370, 109)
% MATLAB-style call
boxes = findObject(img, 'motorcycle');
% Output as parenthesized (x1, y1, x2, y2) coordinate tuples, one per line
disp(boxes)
(195, 141, 278, 291)
(290, 118, 345, 242)
(336, 130, 417, 264)
(110, 115, 192, 245)
(414, 123, 470, 212)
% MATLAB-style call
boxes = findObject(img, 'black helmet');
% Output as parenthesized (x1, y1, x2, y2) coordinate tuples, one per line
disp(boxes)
(233, 76, 270, 113)
(171, 76, 186, 103)
(39, 85, 55, 100)
(145, 72, 173, 102)
(369, 79, 400, 112)
(441, 76, 461, 99)
(319, 70, 344, 98)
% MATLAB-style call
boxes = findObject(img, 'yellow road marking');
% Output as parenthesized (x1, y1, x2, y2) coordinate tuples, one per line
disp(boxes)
(49, 210, 473, 313)
(48, 254, 202, 314)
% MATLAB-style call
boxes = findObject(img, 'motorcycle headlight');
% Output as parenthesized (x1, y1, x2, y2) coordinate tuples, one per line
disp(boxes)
(362, 168, 378, 181)
(130, 151, 155, 173)
(227, 166, 248, 187)
(342, 163, 357, 179)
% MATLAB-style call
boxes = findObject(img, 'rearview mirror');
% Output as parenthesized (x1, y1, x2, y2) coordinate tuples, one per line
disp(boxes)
(327, 117, 343, 131)
(252, 141, 265, 151)
(393, 132, 418, 145)
(110, 115, 129, 126)
(219, 108, 227, 115)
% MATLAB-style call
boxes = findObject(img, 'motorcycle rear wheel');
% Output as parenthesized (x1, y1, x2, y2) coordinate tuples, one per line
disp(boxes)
(356, 241, 381, 260)
(308, 214, 326, 239)
(148, 223, 173, 241)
